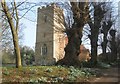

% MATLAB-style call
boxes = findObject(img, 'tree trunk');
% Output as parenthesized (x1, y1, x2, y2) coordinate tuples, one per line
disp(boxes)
(87, 3, 106, 67)
(90, 36, 98, 66)
(57, 2, 89, 66)
(88, 28, 98, 66)
(57, 28, 82, 66)
(102, 34, 108, 61)
(109, 30, 117, 62)
(88, 18, 99, 66)
(1, 0, 22, 68)
(12, 31, 22, 68)
(101, 21, 113, 62)
(110, 36, 117, 62)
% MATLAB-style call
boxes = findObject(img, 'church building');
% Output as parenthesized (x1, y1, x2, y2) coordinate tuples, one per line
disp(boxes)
(35, 3, 66, 65)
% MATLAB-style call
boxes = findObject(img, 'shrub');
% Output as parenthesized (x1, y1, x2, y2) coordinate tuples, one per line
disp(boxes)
(38, 77, 48, 82)
(97, 61, 111, 68)
(68, 66, 96, 81)
(45, 68, 53, 73)
(3, 68, 10, 76)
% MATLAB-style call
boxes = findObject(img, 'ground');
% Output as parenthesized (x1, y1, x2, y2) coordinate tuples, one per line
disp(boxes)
(1, 66, 120, 83)
(90, 68, 120, 83)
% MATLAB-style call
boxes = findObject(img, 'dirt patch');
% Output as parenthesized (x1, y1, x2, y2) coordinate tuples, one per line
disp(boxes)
(89, 68, 120, 83)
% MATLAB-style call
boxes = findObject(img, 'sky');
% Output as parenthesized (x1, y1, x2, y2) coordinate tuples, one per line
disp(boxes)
(21, 0, 120, 52)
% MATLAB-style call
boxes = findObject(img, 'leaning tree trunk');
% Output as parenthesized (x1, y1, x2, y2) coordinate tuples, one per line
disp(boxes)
(1, 0, 22, 68)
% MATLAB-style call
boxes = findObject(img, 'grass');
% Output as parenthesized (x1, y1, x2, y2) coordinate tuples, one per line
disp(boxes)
(2, 66, 97, 82)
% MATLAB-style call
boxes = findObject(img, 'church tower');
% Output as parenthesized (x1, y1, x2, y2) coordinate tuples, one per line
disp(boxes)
(35, 3, 66, 65)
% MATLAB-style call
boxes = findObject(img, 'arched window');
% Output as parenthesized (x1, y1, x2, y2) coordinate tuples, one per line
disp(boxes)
(41, 44, 47, 56)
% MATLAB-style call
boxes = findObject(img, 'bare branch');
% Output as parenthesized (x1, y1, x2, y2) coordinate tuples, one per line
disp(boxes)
(19, 4, 37, 19)
(14, 0, 19, 33)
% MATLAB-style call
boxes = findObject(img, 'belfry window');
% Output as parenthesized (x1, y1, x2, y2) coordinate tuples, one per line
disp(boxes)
(41, 44, 47, 56)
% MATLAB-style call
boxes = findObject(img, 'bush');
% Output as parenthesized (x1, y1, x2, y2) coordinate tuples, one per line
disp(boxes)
(3, 68, 10, 76)
(67, 66, 96, 81)
(2, 50, 15, 64)
(20, 46, 35, 65)
(45, 68, 53, 73)
(97, 61, 111, 68)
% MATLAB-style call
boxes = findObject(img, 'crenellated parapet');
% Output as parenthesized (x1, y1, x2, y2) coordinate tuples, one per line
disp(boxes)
(37, 3, 63, 13)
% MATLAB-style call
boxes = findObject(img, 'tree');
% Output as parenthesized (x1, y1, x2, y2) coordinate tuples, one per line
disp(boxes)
(109, 29, 117, 61)
(57, 1, 90, 66)
(1, 0, 38, 68)
(116, 32, 120, 61)
(88, 2, 107, 66)
(20, 46, 35, 65)
(101, 20, 113, 61)
(2, 24, 13, 51)
(99, 2, 117, 62)
(1, 0, 22, 68)
(2, 49, 15, 64)
(1, 19, 24, 52)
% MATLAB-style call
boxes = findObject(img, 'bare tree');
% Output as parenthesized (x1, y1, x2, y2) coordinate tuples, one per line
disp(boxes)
(1, 18, 24, 52)
(1, 0, 41, 68)
(57, 1, 90, 66)
(1, 0, 24, 68)
(109, 29, 117, 61)
(88, 2, 107, 66)
(101, 20, 113, 61)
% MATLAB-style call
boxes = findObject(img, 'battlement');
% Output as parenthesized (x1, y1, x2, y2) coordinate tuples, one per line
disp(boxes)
(38, 3, 63, 13)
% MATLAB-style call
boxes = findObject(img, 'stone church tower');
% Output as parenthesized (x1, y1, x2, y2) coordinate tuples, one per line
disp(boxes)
(35, 3, 66, 65)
